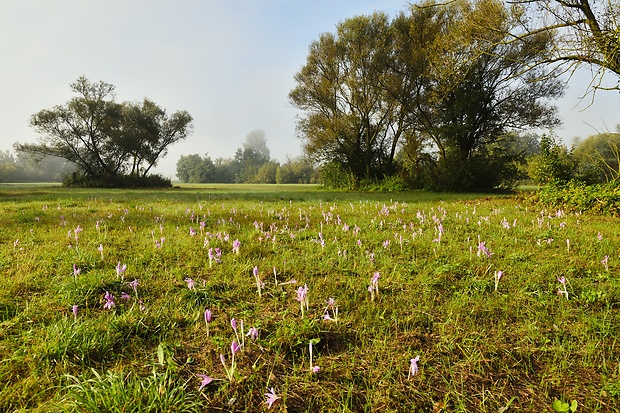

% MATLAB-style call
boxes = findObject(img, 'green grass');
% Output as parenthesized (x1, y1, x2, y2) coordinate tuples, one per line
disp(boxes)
(0, 184, 619, 412)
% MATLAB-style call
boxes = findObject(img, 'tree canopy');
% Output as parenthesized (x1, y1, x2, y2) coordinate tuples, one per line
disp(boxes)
(15, 76, 192, 187)
(290, 0, 564, 190)
(506, 0, 620, 91)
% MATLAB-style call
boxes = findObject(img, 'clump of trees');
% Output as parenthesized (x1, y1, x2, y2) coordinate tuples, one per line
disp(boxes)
(289, 0, 620, 191)
(289, 0, 564, 191)
(15, 76, 192, 188)
(175, 130, 318, 184)
(0, 151, 76, 182)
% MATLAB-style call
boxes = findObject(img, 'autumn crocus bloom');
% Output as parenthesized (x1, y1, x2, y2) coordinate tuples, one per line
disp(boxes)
(232, 239, 241, 254)
(72, 305, 78, 320)
(103, 291, 115, 310)
(264, 387, 280, 409)
(184, 278, 195, 290)
(129, 279, 139, 294)
(246, 327, 259, 340)
(116, 262, 127, 279)
(494, 270, 503, 292)
(408, 355, 420, 379)
(197, 374, 213, 391)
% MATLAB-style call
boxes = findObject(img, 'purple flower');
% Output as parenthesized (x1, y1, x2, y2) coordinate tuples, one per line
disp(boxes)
(189, 227, 196, 236)
(116, 262, 127, 279)
(72, 305, 79, 319)
(103, 291, 115, 310)
(602, 255, 609, 271)
(408, 355, 420, 378)
(231, 340, 241, 354)
(230, 317, 237, 332)
(477, 241, 493, 258)
(264, 387, 280, 409)
(73, 264, 80, 277)
(312, 365, 321, 374)
(197, 374, 213, 391)
(295, 285, 308, 303)
(232, 239, 241, 254)
(204, 309, 213, 323)
(494, 270, 503, 292)
(184, 278, 195, 290)
(371, 272, 380, 286)
(128, 279, 139, 293)
(246, 327, 259, 340)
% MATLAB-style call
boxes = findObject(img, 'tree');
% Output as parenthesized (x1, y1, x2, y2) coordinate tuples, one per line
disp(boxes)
(393, 0, 564, 190)
(15, 76, 192, 186)
(176, 154, 215, 183)
(528, 132, 577, 184)
(243, 130, 270, 162)
(290, 12, 410, 181)
(573, 131, 620, 182)
(506, 0, 620, 91)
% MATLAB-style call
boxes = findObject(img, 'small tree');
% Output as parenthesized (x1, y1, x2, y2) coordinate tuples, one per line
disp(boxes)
(15, 76, 192, 187)
(528, 133, 577, 184)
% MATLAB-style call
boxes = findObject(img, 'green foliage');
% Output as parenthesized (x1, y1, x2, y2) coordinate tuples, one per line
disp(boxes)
(66, 369, 202, 413)
(528, 133, 577, 184)
(63, 172, 172, 188)
(319, 162, 358, 189)
(572, 132, 620, 183)
(15, 76, 192, 187)
(535, 180, 620, 214)
(1, 184, 619, 412)
(552, 399, 578, 413)
(291, 0, 563, 191)
(176, 154, 215, 183)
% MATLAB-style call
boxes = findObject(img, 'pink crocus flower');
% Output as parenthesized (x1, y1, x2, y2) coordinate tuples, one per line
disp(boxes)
(116, 262, 127, 279)
(408, 355, 420, 379)
(231, 340, 241, 354)
(368, 272, 380, 301)
(72, 305, 78, 321)
(103, 291, 115, 310)
(246, 327, 259, 340)
(184, 278, 195, 290)
(602, 255, 609, 271)
(494, 270, 503, 292)
(197, 374, 213, 391)
(232, 239, 241, 254)
(557, 276, 569, 300)
(264, 387, 280, 409)
(73, 264, 80, 277)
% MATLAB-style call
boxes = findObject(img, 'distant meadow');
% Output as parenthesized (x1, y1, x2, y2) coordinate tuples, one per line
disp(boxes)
(0, 184, 618, 412)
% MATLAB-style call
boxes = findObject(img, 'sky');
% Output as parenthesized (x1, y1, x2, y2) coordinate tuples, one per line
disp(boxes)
(1, 0, 619, 179)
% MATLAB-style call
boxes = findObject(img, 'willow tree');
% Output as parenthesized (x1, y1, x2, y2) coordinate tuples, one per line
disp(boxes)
(392, 0, 564, 190)
(289, 12, 411, 181)
(15, 76, 192, 186)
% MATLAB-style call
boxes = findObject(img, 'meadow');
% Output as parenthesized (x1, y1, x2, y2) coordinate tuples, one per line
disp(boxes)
(0, 184, 618, 412)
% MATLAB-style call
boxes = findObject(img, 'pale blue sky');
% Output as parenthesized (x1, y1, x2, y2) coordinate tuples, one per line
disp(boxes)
(1, 0, 618, 178)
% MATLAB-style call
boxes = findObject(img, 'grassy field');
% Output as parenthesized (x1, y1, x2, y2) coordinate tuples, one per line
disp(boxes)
(0, 184, 618, 412)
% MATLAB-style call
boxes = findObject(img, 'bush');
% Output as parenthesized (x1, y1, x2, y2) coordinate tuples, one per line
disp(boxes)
(534, 180, 620, 214)
(319, 162, 358, 189)
(63, 173, 172, 188)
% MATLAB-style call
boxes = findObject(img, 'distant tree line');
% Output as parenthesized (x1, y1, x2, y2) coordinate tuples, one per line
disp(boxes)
(0, 151, 75, 183)
(175, 130, 319, 184)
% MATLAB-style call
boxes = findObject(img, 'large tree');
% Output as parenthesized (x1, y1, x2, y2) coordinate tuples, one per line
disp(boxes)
(15, 76, 192, 185)
(392, 0, 564, 189)
(289, 12, 411, 181)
